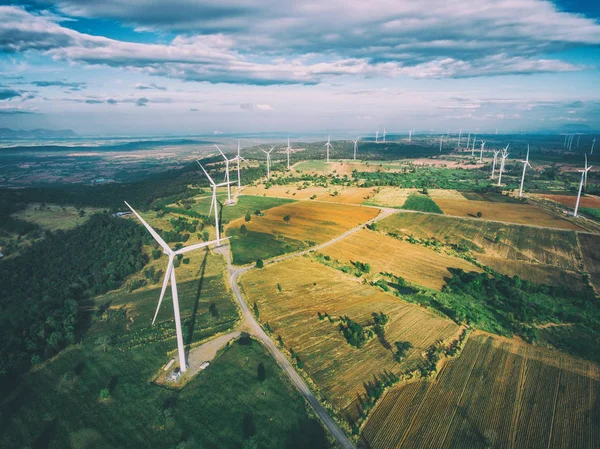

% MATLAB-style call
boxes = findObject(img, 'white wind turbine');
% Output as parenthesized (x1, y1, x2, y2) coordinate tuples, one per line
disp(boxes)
(261, 146, 275, 179)
(584, 154, 589, 189)
(408, 129, 413, 143)
(466, 133, 471, 150)
(479, 141, 486, 162)
(439, 135, 443, 152)
(214, 145, 234, 205)
(471, 135, 477, 156)
(458, 129, 462, 147)
(197, 162, 234, 245)
(324, 135, 334, 163)
(285, 137, 292, 170)
(491, 149, 501, 178)
(352, 137, 360, 161)
(497, 145, 510, 186)
(574, 161, 593, 217)
(592, 137, 596, 155)
(124, 201, 227, 373)
(233, 140, 248, 188)
(519, 145, 532, 197)
(375, 130, 379, 143)
(382, 128, 386, 143)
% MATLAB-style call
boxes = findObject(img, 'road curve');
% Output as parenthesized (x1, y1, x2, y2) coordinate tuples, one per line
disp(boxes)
(215, 208, 395, 449)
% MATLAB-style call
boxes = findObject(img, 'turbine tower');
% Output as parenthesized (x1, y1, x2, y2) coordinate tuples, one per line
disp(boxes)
(471, 135, 477, 155)
(285, 137, 292, 170)
(408, 129, 413, 143)
(382, 128, 386, 143)
(197, 162, 234, 245)
(375, 130, 379, 143)
(214, 145, 233, 204)
(519, 145, 532, 197)
(466, 133, 471, 151)
(592, 137, 596, 155)
(439, 135, 443, 152)
(491, 149, 501, 178)
(261, 146, 275, 178)
(458, 129, 462, 147)
(233, 140, 248, 188)
(479, 141, 486, 162)
(497, 146, 509, 186)
(574, 162, 593, 217)
(124, 201, 226, 373)
(324, 135, 334, 163)
(352, 137, 360, 161)
(584, 154, 589, 189)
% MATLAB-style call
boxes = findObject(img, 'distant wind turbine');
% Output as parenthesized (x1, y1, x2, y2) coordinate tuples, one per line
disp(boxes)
(285, 137, 292, 170)
(261, 146, 275, 178)
(352, 137, 360, 161)
(491, 149, 501, 179)
(479, 141, 486, 162)
(124, 201, 227, 373)
(497, 145, 509, 186)
(466, 133, 471, 151)
(574, 161, 593, 217)
(592, 137, 596, 155)
(471, 135, 477, 155)
(408, 129, 413, 143)
(458, 128, 462, 148)
(233, 140, 248, 188)
(375, 130, 379, 143)
(197, 162, 234, 245)
(214, 145, 234, 204)
(439, 135, 443, 152)
(324, 135, 334, 163)
(519, 145, 532, 197)
(584, 154, 589, 189)
(382, 128, 386, 143)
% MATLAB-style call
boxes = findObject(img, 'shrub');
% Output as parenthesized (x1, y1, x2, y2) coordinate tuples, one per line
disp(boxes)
(255, 259, 264, 268)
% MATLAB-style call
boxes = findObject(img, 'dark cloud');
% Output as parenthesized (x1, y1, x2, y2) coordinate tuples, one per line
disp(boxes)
(107, 98, 118, 104)
(135, 83, 167, 91)
(136, 97, 149, 107)
(0, 88, 22, 100)
(31, 80, 87, 89)
(84, 99, 103, 104)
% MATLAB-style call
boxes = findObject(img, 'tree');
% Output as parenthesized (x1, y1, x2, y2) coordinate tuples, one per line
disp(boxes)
(394, 341, 413, 362)
(240, 224, 248, 235)
(283, 215, 291, 222)
(78, 209, 85, 217)
(253, 302, 260, 318)
(255, 259, 264, 268)
(209, 303, 219, 318)
(277, 283, 282, 292)
(202, 231, 209, 241)
(99, 388, 110, 399)
(257, 362, 266, 381)
(152, 249, 162, 260)
(476, 211, 482, 218)
(245, 212, 251, 222)
(96, 336, 110, 353)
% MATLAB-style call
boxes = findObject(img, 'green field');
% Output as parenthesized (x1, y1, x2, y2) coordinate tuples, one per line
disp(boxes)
(226, 226, 308, 265)
(400, 193, 444, 213)
(189, 194, 295, 222)
(0, 338, 331, 449)
(11, 203, 105, 232)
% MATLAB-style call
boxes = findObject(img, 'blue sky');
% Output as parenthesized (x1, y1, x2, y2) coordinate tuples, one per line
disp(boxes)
(0, 0, 599, 136)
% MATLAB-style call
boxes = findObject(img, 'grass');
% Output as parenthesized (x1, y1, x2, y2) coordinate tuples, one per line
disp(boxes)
(188, 194, 296, 222)
(240, 256, 460, 422)
(0, 339, 332, 449)
(360, 332, 600, 449)
(11, 203, 104, 231)
(400, 193, 444, 214)
(227, 227, 308, 265)
(580, 207, 600, 220)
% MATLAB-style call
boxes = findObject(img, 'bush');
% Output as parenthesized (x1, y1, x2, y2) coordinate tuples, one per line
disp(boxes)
(245, 212, 251, 222)
(283, 215, 291, 222)
(240, 224, 248, 235)
(99, 388, 110, 399)
(476, 211, 483, 218)
(255, 259, 264, 268)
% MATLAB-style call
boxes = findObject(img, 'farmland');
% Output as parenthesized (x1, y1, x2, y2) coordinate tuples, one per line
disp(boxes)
(240, 257, 460, 421)
(226, 201, 379, 264)
(11, 203, 105, 231)
(320, 229, 480, 290)
(187, 193, 295, 221)
(240, 184, 377, 204)
(400, 193, 444, 213)
(378, 212, 584, 275)
(359, 332, 599, 449)
(365, 187, 465, 208)
(578, 233, 600, 293)
(540, 193, 600, 209)
(433, 198, 581, 229)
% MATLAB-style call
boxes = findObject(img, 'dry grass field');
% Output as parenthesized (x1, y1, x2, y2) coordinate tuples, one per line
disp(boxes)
(366, 188, 464, 208)
(577, 233, 600, 293)
(378, 213, 585, 285)
(316, 187, 379, 204)
(240, 257, 460, 420)
(321, 229, 481, 290)
(434, 198, 581, 230)
(360, 331, 600, 449)
(541, 193, 600, 209)
(227, 200, 379, 244)
(241, 184, 325, 200)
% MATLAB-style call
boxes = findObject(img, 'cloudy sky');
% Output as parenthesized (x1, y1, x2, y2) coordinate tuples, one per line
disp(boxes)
(1, 0, 599, 136)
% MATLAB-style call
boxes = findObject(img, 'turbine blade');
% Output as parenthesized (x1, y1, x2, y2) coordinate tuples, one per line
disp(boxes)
(197, 161, 215, 186)
(124, 201, 171, 253)
(175, 236, 231, 255)
(153, 257, 174, 325)
(214, 144, 227, 160)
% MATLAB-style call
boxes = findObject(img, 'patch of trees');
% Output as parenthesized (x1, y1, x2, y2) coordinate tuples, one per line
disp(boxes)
(0, 214, 148, 390)
(339, 316, 373, 348)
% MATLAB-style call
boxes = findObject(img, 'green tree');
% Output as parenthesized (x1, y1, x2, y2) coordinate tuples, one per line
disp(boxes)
(253, 302, 260, 318)
(255, 259, 264, 268)
(476, 211, 483, 218)
(257, 362, 266, 381)
(240, 224, 248, 235)
(283, 215, 291, 222)
(209, 303, 219, 318)
(245, 212, 251, 222)
(99, 388, 110, 399)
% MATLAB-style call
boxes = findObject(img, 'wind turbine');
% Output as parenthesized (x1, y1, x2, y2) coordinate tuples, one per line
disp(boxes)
(324, 135, 334, 163)
(214, 145, 234, 205)
(352, 137, 360, 161)
(458, 129, 462, 147)
(408, 129, 413, 143)
(479, 141, 486, 162)
(577, 134, 581, 148)
(491, 149, 501, 178)
(497, 145, 509, 186)
(124, 201, 227, 373)
(285, 137, 292, 170)
(574, 162, 593, 217)
(466, 133, 471, 151)
(584, 154, 589, 189)
(519, 145, 532, 197)
(197, 162, 234, 245)
(382, 128, 386, 143)
(471, 135, 477, 155)
(375, 130, 379, 143)
(439, 135, 443, 152)
(592, 137, 596, 155)
(564, 134, 568, 148)
(233, 140, 248, 188)
(261, 146, 275, 178)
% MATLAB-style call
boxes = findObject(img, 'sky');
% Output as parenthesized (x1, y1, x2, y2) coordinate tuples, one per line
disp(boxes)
(0, 0, 599, 136)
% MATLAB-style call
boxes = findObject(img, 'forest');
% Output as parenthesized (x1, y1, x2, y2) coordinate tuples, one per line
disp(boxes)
(0, 214, 149, 391)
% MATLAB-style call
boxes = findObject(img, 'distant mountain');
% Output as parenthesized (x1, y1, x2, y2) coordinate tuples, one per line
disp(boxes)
(559, 124, 592, 133)
(0, 128, 78, 139)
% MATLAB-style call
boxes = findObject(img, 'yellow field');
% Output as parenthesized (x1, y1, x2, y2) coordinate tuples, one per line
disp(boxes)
(366, 188, 465, 208)
(316, 187, 379, 204)
(434, 198, 581, 230)
(578, 233, 600, 293)
(12, 203, 104, 231)
(240, 257, 460, 419)
(321, 230, 481, 290)
(360, 331, 600, 449)
(241, 184, 324, 200)
(227, 201, 379, 244)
